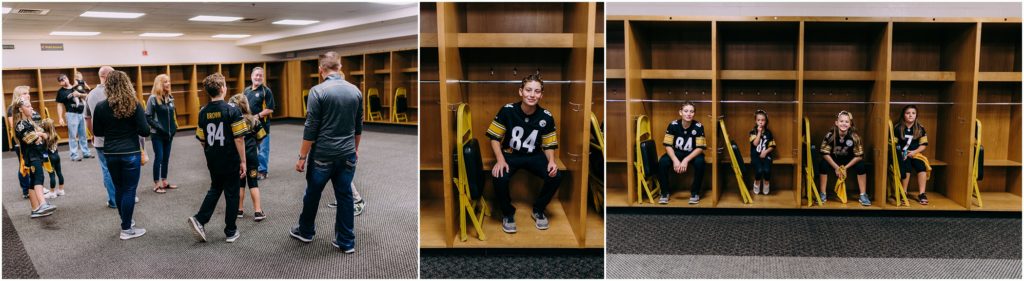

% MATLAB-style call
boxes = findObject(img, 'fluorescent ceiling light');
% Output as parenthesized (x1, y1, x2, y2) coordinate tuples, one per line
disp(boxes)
(80, 11, 145, 19)
(212, 34, 251, 39)
(50, 31, 101, 36)
(2, 7, 11, 14)
(374, 1, 416, 5)
(189, 15, 242, 22)
(272, 19, 318, 25)
(140, 32, 183, 37)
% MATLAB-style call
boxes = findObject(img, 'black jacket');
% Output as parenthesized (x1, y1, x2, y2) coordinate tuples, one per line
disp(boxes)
(146, 95, 177, 139)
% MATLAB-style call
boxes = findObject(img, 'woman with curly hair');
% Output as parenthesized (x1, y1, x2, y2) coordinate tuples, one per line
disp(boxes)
(92, 70, 151, 240)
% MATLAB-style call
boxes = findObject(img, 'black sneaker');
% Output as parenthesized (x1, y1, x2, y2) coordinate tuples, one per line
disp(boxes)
(237, 210, 244, 218)
(918, 193, 929, 205)
(187, 217, 207, 242)
(226, 231, 240, 243)
(332, 240, 355, 254)
(289, 226, 313, 243)
(253, 211, 266, 222)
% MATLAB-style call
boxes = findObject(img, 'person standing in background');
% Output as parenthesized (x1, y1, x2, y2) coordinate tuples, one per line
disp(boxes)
(56, 74, 93, 161)
(244, 67, 274, 180)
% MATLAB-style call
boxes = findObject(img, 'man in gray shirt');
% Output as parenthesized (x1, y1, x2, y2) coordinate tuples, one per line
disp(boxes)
(84, 66, 119, 208)
(289, 51, 363, 253)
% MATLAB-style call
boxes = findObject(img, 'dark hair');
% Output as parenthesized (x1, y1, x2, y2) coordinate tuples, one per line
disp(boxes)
(897, 104, 924, 139)
(754, 109, 770, 131)
(520, 74, 543, 90)
(203, 73, 226, 98)
(679, 101, 695, 111)
(57, 74, 69, 82)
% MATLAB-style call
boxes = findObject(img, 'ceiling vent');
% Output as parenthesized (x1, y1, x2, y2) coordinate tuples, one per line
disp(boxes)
(13, 8, 50, 15)
(237, 18, 263, 23)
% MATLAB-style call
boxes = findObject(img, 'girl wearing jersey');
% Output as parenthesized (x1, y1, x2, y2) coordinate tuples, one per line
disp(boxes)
(749, 110, 775, 195)
(41, 118, 66, 198)
(657, 102, 707, 205)
(229, 93, 268, 221)
(487, 75, 562, 234)
(11, 90, 57, 218)
(818, 110, 870, 206)
(894, 105, 929, 205)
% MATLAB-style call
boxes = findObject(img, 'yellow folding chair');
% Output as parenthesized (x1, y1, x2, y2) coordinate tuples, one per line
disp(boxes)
(719, 119, 753, 204)
(971, 119, 984, 207)
(803, 117, 823, 206)
(366, 88, 383, 121)
(588, 112, 605, 213)
(634, 115, 661, 204)
(887, 119, 910, 206)
(453, 104, 489, 241)
(391, 87, 409, 122)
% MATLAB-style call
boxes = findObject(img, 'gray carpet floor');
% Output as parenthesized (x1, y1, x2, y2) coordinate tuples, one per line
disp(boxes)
(2, 122, 418, 278)
(420, 249, 604, 279)
(606, 210, 1022, 279)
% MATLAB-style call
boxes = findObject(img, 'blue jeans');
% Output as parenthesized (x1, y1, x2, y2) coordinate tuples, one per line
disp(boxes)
(105, 152, 140, 230)
(65, 113, 92, 159)
(96, 148, 118, 207)
(297, 154, 356, 248)
(257, 134, 270, 174)
(151, 137, 172, 181)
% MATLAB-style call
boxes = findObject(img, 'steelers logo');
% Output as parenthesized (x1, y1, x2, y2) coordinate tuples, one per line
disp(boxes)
(691, 129, 696, 135)
(846, 139, 854, 146)
(539, 120, 547, 127)
(249, 170, 258, 177)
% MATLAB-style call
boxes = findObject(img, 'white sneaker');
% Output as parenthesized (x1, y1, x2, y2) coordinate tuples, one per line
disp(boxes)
(753, 184, 761, 195)
(763, 184, 770, 195)
(135, 196, 139, 203)
(226, 231, 240, 243)
(120, 227, 146, 240)
(57, 190, 65, 196)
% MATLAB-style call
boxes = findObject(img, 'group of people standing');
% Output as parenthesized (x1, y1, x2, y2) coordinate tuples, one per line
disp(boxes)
(8, 51, 365, 252)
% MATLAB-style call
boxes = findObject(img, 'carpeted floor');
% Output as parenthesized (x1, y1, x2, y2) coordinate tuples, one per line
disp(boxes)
(606, 209, 1022, 279)
(2, 122, 418, 278)
(420, 249, 604, 279)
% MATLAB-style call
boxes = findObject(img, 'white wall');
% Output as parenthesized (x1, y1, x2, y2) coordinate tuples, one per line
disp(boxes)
(1, 39, 279, 69)
(607, 2, 1022, 17)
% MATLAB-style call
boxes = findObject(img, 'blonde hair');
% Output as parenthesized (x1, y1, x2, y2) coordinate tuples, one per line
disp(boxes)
(827, 110, 860, 146)
(106, 71, 138, 119)
(151, 74, 171, 105)
(9, 89, 32, 129)
(40, 118, 60, 151)
(228, 93, 258, 128)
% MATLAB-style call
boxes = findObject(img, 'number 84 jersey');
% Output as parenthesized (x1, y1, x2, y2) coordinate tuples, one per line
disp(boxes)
(663, 119, 706, 155)
(487, 102, 558, 155)
(196, 100, 248, 172)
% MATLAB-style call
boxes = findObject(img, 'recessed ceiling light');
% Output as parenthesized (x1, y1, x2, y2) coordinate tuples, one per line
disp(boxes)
(272, 19, 319, 25)
(212, 34, 251, 39)
(2, 7, 11, 14)
(139, 32, 183, 37)
(50, 31, 101, 36)
(189, 15, 243, 22)
(80, 11, 145, 19)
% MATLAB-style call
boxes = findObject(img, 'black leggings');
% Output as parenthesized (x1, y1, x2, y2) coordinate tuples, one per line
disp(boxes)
(47, 152, 64, 189)
(751, 154, 772, 181)
(657, 152, 706, 197)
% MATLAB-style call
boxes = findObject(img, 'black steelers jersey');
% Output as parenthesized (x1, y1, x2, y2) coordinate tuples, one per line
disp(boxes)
(662, 119, 706, 154)
(748, 128, 777, 155)
(486, 102, 557, 155)
(894, 123, 928, 152)
(242, 118, 268, 159)
(15, 119, 45, 163)
(820, 130, 864, 158)
(196, 100, 248, 173)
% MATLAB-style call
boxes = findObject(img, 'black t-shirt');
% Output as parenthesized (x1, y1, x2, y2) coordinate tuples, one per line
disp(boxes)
(748, 127, 777, 156)
(15, 119, 44, 163)
(244, 85, 275, 128)
(486, 102, 557, 155)
(820, 130, 864, 159)
(56, 87, 85, 114)
(662, 119, 707, 155)
(196, 101, 247, 174)
(894, 123, 928, 153)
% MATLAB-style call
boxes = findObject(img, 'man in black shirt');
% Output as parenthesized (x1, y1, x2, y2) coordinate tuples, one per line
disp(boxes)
(55, 74, 94, 161)
(187, 73, 248, 243)
(244, 67, 274, 180)
(487, 75, 562, 234)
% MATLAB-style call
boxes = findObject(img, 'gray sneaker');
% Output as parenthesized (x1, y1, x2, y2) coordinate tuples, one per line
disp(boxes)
(688, 195, 700, 204)
(354, 199, 366, 216)
(859, 194, 872, 206)
(120, 227, 146, 240)
(658, 194, 670, 204)
(531, 212, 549, 230)
(187, 217, 207, 242)
(820, 192, 828, 203)
(501, 216, 517, 233)
(753, 185, 761, 195)
(226, 231, 240, 243)
(38, 203, 56, 214)
(29, 209, 51, 218)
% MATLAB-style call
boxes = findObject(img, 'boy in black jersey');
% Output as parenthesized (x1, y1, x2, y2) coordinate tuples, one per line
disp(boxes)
(894, 105, 930, 205)
(657, 102, 707, 205)
(187, 73, 248, 243)
(487, 75, 562, 233)
(818, 110, 870, 206)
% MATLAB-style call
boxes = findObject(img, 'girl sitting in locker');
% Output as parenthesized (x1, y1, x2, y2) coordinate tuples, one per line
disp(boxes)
(749, 109, 775, 195)
(229, 93, 268, 221)
(818, 110, 870, 206)
(894, 105, 930, 205)
(41, 118, 66, 198)
(657, 102, 707, 205)
(487, 74, 562, 234)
